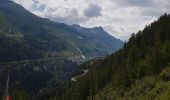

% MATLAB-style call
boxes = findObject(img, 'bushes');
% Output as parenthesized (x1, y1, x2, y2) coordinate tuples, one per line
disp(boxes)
(160, 65, 170, 81)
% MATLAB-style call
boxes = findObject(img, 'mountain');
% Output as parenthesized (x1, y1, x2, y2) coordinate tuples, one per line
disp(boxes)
(0, 0, 123, 99)
(71, 24, 123, 57)
(54, 14, 170, 100)
(0, 0, 123, 62)
(0, 0, 169, 100)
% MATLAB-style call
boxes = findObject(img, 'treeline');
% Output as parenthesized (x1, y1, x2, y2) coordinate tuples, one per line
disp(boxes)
(49, 14, 170, 100)
(0, 58, 79, 100)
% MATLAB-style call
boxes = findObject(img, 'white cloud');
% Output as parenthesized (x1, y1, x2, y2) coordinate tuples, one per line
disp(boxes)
(14, 0, 34, 9)
(13, 0, 170, 41)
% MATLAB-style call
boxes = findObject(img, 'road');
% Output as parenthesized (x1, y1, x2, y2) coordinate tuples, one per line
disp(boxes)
(71, 69, 89, 82)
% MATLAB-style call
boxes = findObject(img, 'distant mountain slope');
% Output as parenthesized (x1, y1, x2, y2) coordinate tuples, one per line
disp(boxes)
(57, 14, 170, 100)
(0, 0, 123, 99)
(0, 0, 123, 62)
(71, 24, 123, 57)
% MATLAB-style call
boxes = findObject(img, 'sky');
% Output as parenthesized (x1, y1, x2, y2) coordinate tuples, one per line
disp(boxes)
(13, 0, 170, 41)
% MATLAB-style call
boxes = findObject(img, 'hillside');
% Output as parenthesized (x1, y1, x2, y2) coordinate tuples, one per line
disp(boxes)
(53, 14, 170, 100)
(0, 0, 123, 62)
(71, 24, 123, 57)
(2, 1, 170, 100)
(0, 0, 123, 99)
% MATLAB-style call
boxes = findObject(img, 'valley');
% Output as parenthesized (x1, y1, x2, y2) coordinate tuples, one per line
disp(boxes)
(0, 0, 122, 99)
(0, 0, 170, 100)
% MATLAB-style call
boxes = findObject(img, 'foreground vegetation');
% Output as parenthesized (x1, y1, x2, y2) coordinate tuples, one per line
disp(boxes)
(49, 14, 170, 100)
(93, 65, 170, 100)
(1, 1, 170, 99)
(0, 1, 122, 99)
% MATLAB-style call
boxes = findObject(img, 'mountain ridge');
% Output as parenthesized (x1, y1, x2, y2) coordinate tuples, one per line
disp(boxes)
(55, 13, 170, 100)
(0, 0, 123, 99)
(0, 0, 123, 62)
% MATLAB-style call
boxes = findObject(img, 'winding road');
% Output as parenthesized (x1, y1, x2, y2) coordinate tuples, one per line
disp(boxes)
(71, 69, 89, 82)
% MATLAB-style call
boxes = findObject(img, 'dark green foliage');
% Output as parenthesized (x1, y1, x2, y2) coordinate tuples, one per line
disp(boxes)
(1, 0, 170, 99)
(55, 14, 170, 100)
(0, 1, 122, 99)
(0, 58, 79, 99)
(0, 0, 122, 63)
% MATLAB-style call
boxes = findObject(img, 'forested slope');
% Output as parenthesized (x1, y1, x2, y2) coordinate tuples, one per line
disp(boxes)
(0, 1, 122, 99)
(0, 0, 122, 62)
(52, 14, 170, 100)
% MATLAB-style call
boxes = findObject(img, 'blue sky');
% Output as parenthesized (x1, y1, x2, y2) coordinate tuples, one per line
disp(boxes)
(13, 0, 170, 41)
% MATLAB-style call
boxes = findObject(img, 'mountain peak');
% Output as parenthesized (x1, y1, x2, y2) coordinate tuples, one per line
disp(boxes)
(93, 26, 103, 31)
(71, 24, 105, 33)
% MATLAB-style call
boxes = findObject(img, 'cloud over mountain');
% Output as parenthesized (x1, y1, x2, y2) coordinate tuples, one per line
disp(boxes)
(13, 0, 170, 41)
(84, 4, 102, 18)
